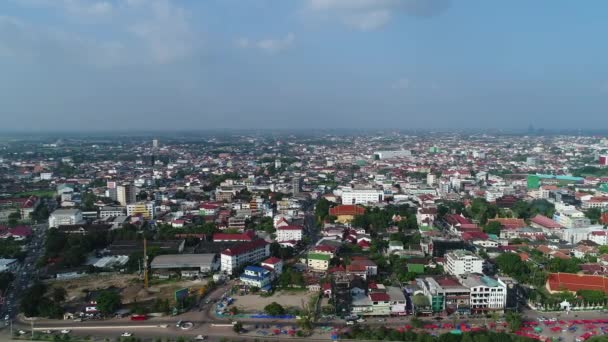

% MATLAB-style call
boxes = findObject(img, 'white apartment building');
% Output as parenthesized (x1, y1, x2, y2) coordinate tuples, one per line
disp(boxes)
(220, 240, 270, 275)
(341, 188, 384, 205)
(276, 225, 303, 241)
(588, 231, 608, 245)
(126, 202, 155, 219)
(99, 206, 126, 219)
(445, 250, 484, 277)
(49, 209, 83, 228)
(459, 274, 507, 313)
(117, 183, 136, 206)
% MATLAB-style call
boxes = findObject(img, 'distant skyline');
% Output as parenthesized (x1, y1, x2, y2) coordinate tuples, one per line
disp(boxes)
(2, 0, 608, 131)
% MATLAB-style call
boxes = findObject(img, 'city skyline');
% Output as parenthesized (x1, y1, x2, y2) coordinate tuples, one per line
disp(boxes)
(2, 0, 608, 131)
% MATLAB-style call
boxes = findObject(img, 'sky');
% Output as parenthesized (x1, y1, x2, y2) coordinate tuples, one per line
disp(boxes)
(1, 0, 608, 132)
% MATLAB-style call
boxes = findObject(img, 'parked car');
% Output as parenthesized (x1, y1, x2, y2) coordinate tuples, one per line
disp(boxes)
(60, 330, 71, 334)
(195, 335, 207, 341)
(121, 332, 133, 337)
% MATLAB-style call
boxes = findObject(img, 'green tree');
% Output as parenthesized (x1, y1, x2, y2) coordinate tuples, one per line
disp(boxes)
(96, 290, 122, 315)
(585, 208, 602, 224)
(264, 302, 285, 316)
(0, 272, 14, 292)
(484, 221, 502, 235)
(52, 287, 67, 303)
(505, 311, 523, 332)
(315, 198, 331, 223)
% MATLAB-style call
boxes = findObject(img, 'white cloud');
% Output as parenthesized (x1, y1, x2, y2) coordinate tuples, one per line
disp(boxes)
(307, 0, 450, 30)
(5, 0, 196, 66)
(343, 10, 391, 31)
(237, 33, 295, 54)
(13, 0, 113, 17)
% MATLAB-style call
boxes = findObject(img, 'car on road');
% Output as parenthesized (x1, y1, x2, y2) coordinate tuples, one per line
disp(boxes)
(356, 318, 366, 323)
(346, 321, 355, 325)
(195, 335, 207, 340)
(121, 332, 133, 337)
(60, 329, 71, 334)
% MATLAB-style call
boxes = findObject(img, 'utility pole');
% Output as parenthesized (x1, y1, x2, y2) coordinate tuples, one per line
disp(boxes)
(143, 237, 149, 289)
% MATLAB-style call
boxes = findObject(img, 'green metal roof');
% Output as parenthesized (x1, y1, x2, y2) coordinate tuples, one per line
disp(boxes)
(307, 253, 331, 261)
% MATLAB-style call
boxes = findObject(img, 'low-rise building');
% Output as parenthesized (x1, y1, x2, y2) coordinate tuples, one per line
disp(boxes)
(307, 252, 331, 271)
(239, 265, 272, 290)
(445, 250, 484, 277)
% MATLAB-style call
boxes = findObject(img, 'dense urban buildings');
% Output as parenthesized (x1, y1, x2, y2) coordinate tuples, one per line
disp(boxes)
(2, 131, 608, 340)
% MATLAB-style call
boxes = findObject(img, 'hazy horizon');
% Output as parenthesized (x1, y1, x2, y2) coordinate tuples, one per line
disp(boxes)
(2, 0, 608, 131)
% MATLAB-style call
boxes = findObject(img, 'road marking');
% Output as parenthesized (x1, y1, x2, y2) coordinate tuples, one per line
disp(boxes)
(32, 325, 168, 330)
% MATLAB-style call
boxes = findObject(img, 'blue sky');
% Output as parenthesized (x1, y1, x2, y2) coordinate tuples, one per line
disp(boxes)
(1, 0, 607, 131)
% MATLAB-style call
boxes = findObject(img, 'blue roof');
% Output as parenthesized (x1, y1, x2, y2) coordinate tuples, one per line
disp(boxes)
(244, 265, 269, 273)
(240, 274, 270, 281)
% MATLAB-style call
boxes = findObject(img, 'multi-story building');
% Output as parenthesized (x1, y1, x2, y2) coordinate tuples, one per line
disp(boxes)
(99, 206, 126, 219)
(116, 183, 136, 206)
(553, 209, 590, 228)
(588, 231, 608, 245)
(220, 239, 270, 275)
(416, 276, 471, 314)
(341, 188, 384, 205)
(307, 252, 331, 271)
(126, 201, 155, 219)
(292, 177, 301, 195)
(459, 274, 507, 313)
(276, 225, 303, 241)
(261, 257, 283, 276)
(49, 209, 83, 228)
(445, 250, 484, 277)
(239, 265, 272, 290)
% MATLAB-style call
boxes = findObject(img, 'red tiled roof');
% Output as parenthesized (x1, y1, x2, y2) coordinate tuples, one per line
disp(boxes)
(221, 239, 268, 257)
(445, 214, 472, 226)
(262, 257, 282, 265)
(347, 264, 367, 272)
(329, 205, 365, 217)
(462, 231, 489, 241)
(531, 215, 562, 229)
(487, 218, 527, 229)
(322, 283, 332, 290)
(277, 225, 303, 231)
(601, 213, 608, 225)
(314, 245, 337, 253)
(213, 229, 255, 242)
(547, 273, 608, 293)
(369, 293, 390, 301)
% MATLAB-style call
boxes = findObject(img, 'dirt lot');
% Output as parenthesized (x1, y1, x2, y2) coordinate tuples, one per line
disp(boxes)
(232, 290, 311, 313)
(48, 273, 207, 304)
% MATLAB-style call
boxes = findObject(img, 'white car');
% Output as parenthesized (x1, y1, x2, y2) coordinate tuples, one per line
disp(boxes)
(195, 335, 207, 340)
(18, 330, 26, 335)
(346, 321, 355, 325)
(60, 329, 71, 334)
(356, 318, 366, 323)
(121, 332, 133, 337)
